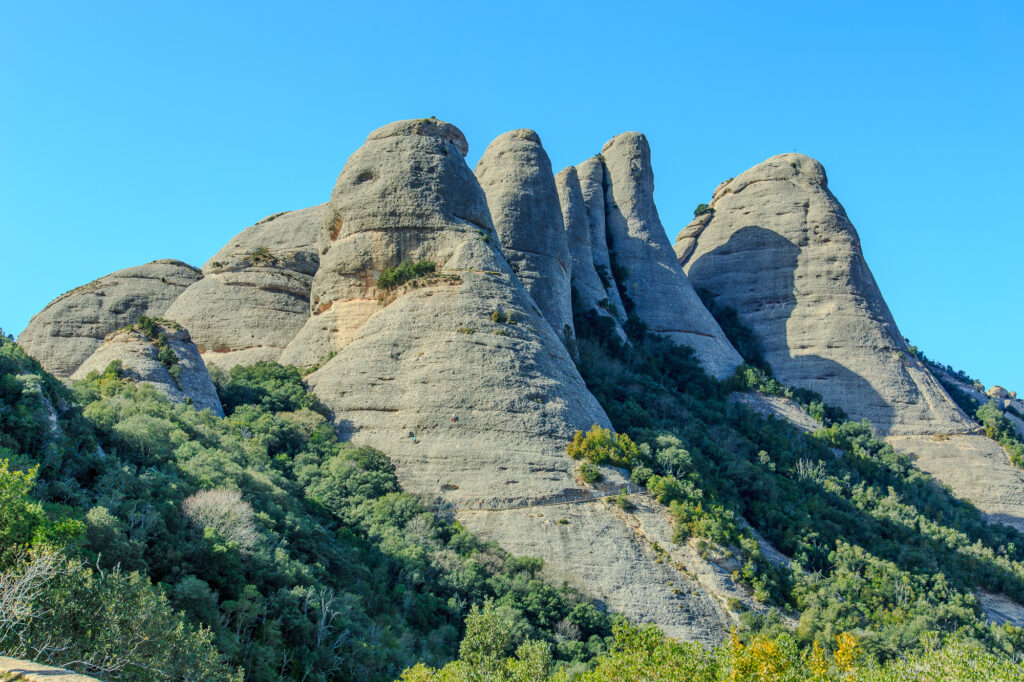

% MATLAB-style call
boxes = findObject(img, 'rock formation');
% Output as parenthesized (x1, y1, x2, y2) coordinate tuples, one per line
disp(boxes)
(576, 157, 628, 323)
(165, 205, 325, 370)
(474, 130, 575, 350)
(600, 133, 742, 378)
(677, 153, 972, 436)
(555, 166, 627, 344)
(70, 320, 223, 416)
(17, 260, 202, 378)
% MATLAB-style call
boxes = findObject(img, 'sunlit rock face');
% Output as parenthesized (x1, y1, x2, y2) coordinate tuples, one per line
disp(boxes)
(18, 260, 202, 378)
(678, 152, 971, 435)
(475, 129, 575, 351)
(600, 132, 742, 378)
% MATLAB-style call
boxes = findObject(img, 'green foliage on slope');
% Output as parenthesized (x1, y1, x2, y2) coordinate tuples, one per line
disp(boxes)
(570, 307, 1024, 662)
(0, 342, 613, 680)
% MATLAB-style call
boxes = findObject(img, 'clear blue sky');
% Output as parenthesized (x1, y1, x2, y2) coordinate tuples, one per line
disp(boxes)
(2, 1, 1020, 391)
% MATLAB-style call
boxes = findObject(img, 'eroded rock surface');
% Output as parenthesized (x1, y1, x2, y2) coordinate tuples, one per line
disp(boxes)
(475, 130, 575, 349)
(679, 153, 972, 436)
(17, 260, 202, 377)
(601, 133, 741, 378)
(165, 205, 325, 370)
(576, 157, 627, 323)
(556, 166, 627, 344)
(71, 321, 223, 416)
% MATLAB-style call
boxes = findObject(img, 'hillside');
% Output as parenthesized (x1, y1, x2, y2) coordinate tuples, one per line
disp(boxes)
(4, 117, 1024, 680)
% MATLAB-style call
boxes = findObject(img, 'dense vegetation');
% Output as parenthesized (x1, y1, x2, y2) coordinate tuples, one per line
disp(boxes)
(0, 340, 614, 680)
(403, 607, 1024, 681)
(571, 304, 1024, 664)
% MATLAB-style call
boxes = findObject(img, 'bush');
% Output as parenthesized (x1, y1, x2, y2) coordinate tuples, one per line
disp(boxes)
(567, 425, 643, 469)
(377, 259, 436, 290)
(693, 203, 713, 217)
(578, 462, 603, 484)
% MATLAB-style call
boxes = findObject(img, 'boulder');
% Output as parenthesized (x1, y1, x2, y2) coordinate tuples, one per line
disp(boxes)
(988, 385, 1011, 401)
(71, 319, 223, 416)
(17, 260, 202, 377)
(164, 205, 325, 370)
(678, 153, 973, 435)
(475, 130, 575, 349)
(576, 157, 628, 323)
(601, 133, 742, 378)
(555, 166, 627, 344)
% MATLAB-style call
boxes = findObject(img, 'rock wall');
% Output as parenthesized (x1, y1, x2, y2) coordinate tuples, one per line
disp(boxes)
(70, 321, 223, 416)
(555, 166, 627, 344)
(165, 205, 325, 370)
(600, 133, 742, 378)
(17, 260, 202, 378)
(475, 130, 575, 350)
(576, 157, 628, 323)
(678, 153, 972, 435)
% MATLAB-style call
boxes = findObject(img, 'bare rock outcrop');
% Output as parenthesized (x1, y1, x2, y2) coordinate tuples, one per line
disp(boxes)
(475, 130, 575, 349)
(678, 153, 972, 436)
(298, 118, 608, 505)
(600, 133, 742, 378)
(70, 320, 223, 416)
(555, 166, 627, 344)
(164, 205, 325, 370)
(17, 260, 202, 377)
(576, 157, 628, 323)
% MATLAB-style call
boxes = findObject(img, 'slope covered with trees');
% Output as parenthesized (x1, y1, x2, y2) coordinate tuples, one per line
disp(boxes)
(0, 337, 614, 680)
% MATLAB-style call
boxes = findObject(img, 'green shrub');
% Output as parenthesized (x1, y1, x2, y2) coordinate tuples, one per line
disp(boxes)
(578, 462, 602, 484)
(567, 425, 642, 469)
(693, 203, 712, 217)
(377, 259, 437, 290)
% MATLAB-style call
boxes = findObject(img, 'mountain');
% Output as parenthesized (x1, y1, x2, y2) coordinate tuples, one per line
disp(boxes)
(7, 117, 1024, 680)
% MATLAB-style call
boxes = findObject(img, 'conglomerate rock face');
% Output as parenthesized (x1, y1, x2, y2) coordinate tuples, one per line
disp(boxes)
(575, 157, 628, 324)
(164, 205, 325, 370)
(677, 153, 972, 436)
(17, 260, 202, 378)
(474, 130, 575, 350)
(555, 166, 627, 344)
(296, 118, 609, 505)
(600, 133, 742, 378)
(70, 321, 223, 416)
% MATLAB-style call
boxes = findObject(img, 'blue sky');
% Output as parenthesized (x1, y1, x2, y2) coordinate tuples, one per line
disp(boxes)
(1, 1, 1020, 391)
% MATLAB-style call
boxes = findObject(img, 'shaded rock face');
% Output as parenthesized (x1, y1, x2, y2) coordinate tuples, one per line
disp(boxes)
(70, 321, 224, 416)
(165, 205, 325, 370)
(678, 153, 972, 435)
(475, 130, 575, 349)
(17, 260, 202, 378)
(555, 166, 627, 344)
(600, 133, 742, 378)
(576, 157, 628, 323)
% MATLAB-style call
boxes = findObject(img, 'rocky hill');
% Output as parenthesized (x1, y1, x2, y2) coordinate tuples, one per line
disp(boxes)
(14, 117, 1024, 652)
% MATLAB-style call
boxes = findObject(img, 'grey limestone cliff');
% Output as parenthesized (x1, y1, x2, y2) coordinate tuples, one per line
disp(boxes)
(600, 133, 742, 378)
(70, 321, 223, 416)
(474, 130, 575, 350)
(576, 157, 628, 324)
(17, 260, 202, 378)
(164, 205, 325, 370)
(677, 153, 972, 436)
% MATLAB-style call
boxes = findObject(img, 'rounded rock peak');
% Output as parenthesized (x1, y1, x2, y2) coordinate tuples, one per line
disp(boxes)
(365, 117, 469, 157)
(731, 153, 828, 189)
(601, 131, 649, 154)
(555, 165, 579, 183)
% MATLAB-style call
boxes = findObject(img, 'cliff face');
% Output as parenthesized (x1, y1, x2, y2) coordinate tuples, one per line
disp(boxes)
(17, 260, 202, 378)
(598, 133, 743, 378)
(676, 153, 971, 436)
(164, 205, 325, 370)
(475, 130, 575, 351)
